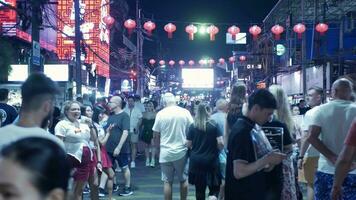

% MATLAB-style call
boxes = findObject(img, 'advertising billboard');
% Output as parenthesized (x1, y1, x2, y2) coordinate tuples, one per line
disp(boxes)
(57, 0, 110, 77)
(182, 68, 214, 89)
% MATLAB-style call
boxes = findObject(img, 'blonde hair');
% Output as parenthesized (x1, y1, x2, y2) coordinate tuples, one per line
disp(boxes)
(61, 100, 81, 120)
(194, 103, 211, 132)
(269, 85, 294, 132)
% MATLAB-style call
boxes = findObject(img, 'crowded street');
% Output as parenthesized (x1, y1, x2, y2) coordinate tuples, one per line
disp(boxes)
(0, 0, 356, 200)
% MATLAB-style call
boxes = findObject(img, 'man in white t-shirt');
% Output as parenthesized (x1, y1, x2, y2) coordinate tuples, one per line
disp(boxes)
(298, 86, 323, 200)
(307, 78, 356, 200)
(124, 95, 143, 168)
(0, 73, 64, 150)
(152, 93, 193, 200)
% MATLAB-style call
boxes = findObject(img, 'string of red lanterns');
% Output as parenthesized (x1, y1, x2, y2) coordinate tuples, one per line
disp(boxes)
(124, 19, 329, 40)
(149, 56, 249, 67)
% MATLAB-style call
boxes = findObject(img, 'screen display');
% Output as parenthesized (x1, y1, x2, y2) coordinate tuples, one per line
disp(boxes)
(182, 68, 214, 89)
(8, 65, 28, 81)
(44, 64, 69, 81)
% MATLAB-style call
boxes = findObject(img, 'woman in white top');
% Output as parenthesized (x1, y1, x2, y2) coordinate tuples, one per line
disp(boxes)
(55, 101, 97, 200)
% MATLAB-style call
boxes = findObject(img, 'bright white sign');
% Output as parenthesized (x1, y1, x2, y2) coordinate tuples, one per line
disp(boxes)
(182, 68, 214, 89)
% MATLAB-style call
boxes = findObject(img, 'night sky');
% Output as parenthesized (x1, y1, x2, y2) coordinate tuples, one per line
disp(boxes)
(126, 0, 279, 63)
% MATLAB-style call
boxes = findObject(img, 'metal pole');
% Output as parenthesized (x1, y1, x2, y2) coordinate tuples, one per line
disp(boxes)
(30, 0, 42, 73)
(302, 0, 307, 97)
(74, 0, 82, 95)
(136, 0, 144, 96)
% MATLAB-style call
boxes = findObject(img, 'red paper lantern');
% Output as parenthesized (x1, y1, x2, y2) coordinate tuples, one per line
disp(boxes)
(315, 23, 328, 35)
(124, 19, 136, 35)
(185, 24, 198, 40)
(207, 25, 219, 41)
(293, 23, 306, 39)
(239, 55, 246, 61)
(179, 60, 185, 66)
(271, 24, 284, 40)
(143, 21, 156, 36)
(199, 59, 204, 65)
(229, 56, 236, 63)
(249, 25, 262, 40)
(218, 58, 225, 64)
(209, 59, 215, 65)
(168, 60, 175, 66)
(188, 60, 195, 66)
(103, 15, 115, 29)
(164, 23, 176, 39)
(159, 60, 165, 65)
(149, 59, 156, 65)
(228, 25, 240, 40)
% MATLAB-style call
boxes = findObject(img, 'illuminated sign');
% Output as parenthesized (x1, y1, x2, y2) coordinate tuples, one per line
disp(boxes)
(57, 0, 110, 77)
(0, 0, 16, 23)
(8, 64, 69, 82)
(276, 44, 286, 56)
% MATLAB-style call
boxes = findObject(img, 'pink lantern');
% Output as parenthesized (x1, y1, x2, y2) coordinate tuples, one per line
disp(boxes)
(209, 59, 215, 65)
(199, 59, 204, 65)
(229, 56, 236, 63)
(315, 23, 328, 35)
(164, 23, 176, 39)
(293, 23, 306, 39)
(103, 15, 115, 29)
(124, 19, 136, 35)
(159, 60, 165, 65)
(188, 60, 195, 66)
(143, 21, 156, 36)
(239, 55, 246, 61)
(207, 25, 219, 41)
(228, 25, 240, 40)
(185, 24, 198, 40)
(271, 24, 284, 40)
(179, 60, 185, 66)
(218, 58, 225, 64)
(149, 59, 156, 65)
(249, 25, 262, 40)
(168, 60, 175, 66)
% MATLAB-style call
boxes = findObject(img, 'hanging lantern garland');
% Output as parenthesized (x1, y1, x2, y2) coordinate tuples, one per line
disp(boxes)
(143, 21, 156, 36)
(124, 19, 136, 35)
(228, 25, 240, 40)
(179, 60, 185, 66)
(149, 59, 156, 65)
(315, 23, 328, 35)
(239, 55, 246, 62)
(103, 15, 115, 29)
(249, 25, 262, 40)
(293, 23, 306, 39)
(207, 25, 219, 41)
(168, 60, 175, 66)
(159, 60, 165, 65)
(188, 60, 195, 66)
(229, 56, 236, 63)
(185, 24, 198, 40)
(164, 23, 177, 39)
(219, 58, 225, 64)
(271, 24, 284, 40)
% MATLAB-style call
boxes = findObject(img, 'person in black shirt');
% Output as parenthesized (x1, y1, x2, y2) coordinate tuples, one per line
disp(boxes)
(225, 89, 286, 200)
(187, 103, 224, 200)
(0, 88, 18, 127)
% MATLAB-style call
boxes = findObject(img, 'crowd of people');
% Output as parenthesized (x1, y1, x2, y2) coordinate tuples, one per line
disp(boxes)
(0, 73, 355, 200)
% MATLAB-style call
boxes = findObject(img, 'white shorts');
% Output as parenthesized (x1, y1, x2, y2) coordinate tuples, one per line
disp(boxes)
(160, 155, 188, 183)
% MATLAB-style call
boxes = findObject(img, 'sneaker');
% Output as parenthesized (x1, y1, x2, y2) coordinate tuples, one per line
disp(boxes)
(119, 187, 133, 196)
(130, 161, 136, 168)
(83, 186, 90, 195)
(145, 159, 150, 167)
(98, 188, 107, 197)
(113, 184, 119, 193)
(150, 159, 155, 167)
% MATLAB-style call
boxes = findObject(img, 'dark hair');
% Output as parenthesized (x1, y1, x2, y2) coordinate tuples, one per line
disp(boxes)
(21, 73, 60, 111)
(228, 84, 246, 116)
(81, 104, 93, 117)
(0, 88, 9, 101)
(299, 99, 305, 103)
(1, 137, 71, 195)
(248, 89, 277, 110)
(127, 95, 135, 100)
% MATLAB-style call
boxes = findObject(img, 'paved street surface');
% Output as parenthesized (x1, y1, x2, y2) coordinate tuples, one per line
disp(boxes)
(85, 155, 196, 200)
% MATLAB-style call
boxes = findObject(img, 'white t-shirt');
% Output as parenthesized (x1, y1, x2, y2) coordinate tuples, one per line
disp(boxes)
(55, 119, 91, 162)
(0, 124, 64, 150)
(152, 105, 194, 163)
(310, 100, 356, 174)
(124, 107, 143, 132)
(301, 106, 320, 157)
